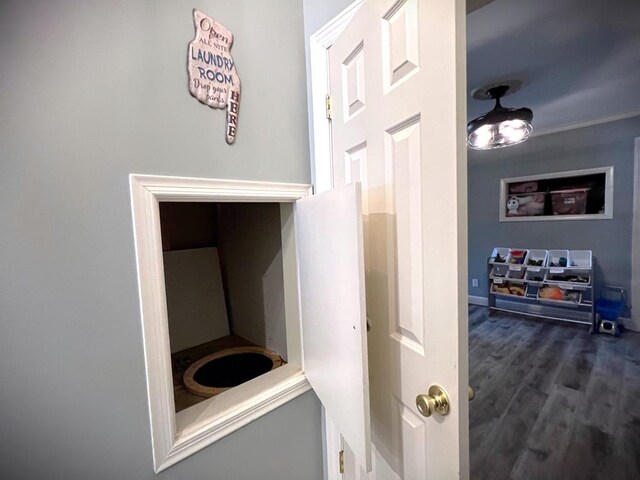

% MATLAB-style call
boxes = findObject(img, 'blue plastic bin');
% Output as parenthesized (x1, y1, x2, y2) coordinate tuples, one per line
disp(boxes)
(595, 286, 625, 321)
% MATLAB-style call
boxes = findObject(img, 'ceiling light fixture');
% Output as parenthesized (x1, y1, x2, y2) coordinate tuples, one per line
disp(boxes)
(467, 84, 533, 150)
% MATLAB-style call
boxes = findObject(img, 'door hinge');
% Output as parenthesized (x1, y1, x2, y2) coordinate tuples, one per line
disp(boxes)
(326, 94, 333, 120)
(339, 449, 345, 474)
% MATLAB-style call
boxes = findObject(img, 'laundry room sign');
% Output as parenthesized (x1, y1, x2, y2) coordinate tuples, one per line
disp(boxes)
(187, 9, 241, 144)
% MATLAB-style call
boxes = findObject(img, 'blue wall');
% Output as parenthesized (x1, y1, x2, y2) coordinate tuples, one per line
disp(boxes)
(468, 115, 640, 305)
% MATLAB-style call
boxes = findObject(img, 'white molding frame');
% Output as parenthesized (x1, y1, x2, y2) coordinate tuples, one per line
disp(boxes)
(499, 166, 614, 222)
(308, 3, 364, 479)
(631, 138, 640, 332)
(129, 174, 313, 473)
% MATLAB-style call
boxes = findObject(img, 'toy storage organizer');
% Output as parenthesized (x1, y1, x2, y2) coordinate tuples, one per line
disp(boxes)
(488, 247, 595, 327)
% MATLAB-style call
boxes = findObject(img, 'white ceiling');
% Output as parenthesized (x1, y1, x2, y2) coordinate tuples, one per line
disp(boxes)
(467, 0, 640, 132)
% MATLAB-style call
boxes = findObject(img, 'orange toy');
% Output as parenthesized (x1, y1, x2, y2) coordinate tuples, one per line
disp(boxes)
(539, 287, 563, 300)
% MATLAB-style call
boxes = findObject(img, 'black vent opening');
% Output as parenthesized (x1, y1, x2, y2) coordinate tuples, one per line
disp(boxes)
(193, 352, 274, 388)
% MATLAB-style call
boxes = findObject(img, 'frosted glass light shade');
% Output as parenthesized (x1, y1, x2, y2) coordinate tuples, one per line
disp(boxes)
(467, 85, 533, 150)
(467, 118, 533, 150)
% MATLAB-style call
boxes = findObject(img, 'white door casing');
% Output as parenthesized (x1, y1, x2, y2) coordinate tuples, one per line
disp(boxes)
(313, 0, 469, 478)
(632, 137, 640, 331)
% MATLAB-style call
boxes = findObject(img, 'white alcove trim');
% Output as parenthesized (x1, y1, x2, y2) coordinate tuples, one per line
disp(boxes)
(129, 174, 313, 473)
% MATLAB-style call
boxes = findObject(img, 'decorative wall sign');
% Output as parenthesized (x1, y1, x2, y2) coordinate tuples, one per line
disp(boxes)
(187, 9, 241, 144)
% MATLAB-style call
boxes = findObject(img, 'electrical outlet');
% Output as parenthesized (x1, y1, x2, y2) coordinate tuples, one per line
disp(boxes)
(472, 278, 479, 287)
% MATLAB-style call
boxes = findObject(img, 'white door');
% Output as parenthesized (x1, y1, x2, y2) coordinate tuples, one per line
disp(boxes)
(326, 0, 469, 478)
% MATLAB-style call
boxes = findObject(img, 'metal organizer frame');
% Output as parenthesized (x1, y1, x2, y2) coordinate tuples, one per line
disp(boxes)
(487, 249, 595, 327)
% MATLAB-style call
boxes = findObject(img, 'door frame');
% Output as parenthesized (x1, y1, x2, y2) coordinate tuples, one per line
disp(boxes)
(308, 2, 365, 478)
(632, 137, 640, 331)
(309, 0, 365, 197)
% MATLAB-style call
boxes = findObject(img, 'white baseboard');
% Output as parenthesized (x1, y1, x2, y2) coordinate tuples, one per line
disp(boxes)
(468, 295, 488, 307)
(621, 317, 639, 332)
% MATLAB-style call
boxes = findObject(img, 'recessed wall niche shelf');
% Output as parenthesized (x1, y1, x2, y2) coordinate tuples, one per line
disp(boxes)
(487, 247, 595, 327)
(130, 175, 371, 473)
(499, 166, 614, 222)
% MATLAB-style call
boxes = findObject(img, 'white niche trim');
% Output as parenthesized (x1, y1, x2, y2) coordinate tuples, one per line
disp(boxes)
(129, 174, 313, 473)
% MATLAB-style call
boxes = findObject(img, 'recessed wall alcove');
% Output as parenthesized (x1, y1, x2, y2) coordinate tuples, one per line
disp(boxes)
(129, 174, 371, 473)
(160, 201, 289, 413)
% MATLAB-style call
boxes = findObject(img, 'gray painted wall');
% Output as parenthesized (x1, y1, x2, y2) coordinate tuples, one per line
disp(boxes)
(0, 1, 323, 479)
(468, 116, 640, 307)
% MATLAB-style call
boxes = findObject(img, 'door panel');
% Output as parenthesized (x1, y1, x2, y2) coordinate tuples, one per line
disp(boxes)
(343, 42, 367, 119)
(398, 402, 427, 479)
(382, 0, 420, 90)
(385, 115, 424, 351)
(295, 183, 372, 471)
(328, 0, 469, 478)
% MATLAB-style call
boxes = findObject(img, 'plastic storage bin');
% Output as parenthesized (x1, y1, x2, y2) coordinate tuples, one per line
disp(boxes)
(525, 284, 540, 299)
(550, 188, 590, 215)
(595, 286, 626, 321)
(524, 249, 548, 267)
(537, 286, 582, 304)
(490, 247, 510, 263)
(490, 264, 509, 278)
(545, 268, 591, 286)
(507, 249, 528, 265)
(492, 280, 526, 297)
(547, 250, 569, 268)
(525, 267, 546, 283)
(509, 181, 539, 194)
(506, 266, 526, 280)
(569, 250, 592, 268)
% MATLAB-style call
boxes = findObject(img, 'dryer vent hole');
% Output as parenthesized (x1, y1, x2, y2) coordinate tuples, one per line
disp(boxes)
(193, 352, 275, 388)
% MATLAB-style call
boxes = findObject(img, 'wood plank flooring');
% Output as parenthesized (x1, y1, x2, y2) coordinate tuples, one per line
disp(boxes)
(469, 305, 640, 480)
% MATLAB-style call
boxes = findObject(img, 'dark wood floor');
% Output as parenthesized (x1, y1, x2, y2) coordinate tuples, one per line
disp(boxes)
(469, 305, 640, 480)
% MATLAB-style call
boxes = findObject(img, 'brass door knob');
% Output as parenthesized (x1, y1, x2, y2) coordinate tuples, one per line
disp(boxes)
(416, 385, 450, 417)
(468, 386, 475, 401)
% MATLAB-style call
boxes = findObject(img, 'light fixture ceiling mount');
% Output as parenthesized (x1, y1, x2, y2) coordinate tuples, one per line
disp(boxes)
(467, 82, 533, 150)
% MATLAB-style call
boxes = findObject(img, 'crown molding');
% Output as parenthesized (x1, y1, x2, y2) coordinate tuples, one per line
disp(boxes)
(532, 111, 640, 138)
